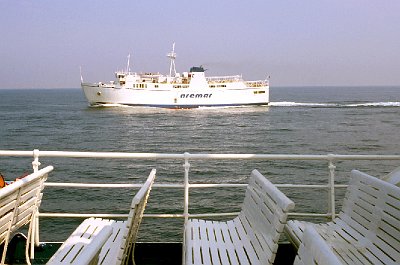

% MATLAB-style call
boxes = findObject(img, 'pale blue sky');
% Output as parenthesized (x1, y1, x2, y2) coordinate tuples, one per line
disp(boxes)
(1, 0, 399, 88)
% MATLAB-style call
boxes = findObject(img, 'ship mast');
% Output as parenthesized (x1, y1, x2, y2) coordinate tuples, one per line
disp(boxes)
(126, 53, 131, 73)
(167, 43, 177, 77)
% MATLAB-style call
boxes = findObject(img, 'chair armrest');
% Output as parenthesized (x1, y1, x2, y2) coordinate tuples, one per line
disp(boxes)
(294, 226, 342, 265)
(48, 219, 113, 265)
(72, 225, 113, 265)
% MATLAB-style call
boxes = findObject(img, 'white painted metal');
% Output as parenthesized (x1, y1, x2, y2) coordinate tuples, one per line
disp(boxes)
(381, 165, 400, 186)
(294, 225, 342, 265)
(1, 150, 400, 222)
(46, 217, 113, 265)
(32, 149, 41, 173)
(286, 170, 400, 264)
(167, 42, 177, 77)
(328, 160, 337, 219)
(184, 169, 295, 265)
(0, 166, 53, 265)
(47, 169, 156, 265)
(2, 149, 400, 263)
(183, 152, 190, 224)
(2, 150, 400, 161)
(44, 183, 183, 188)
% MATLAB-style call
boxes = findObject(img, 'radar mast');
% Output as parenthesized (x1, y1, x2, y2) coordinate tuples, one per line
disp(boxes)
(167, 43, 177, 77)
(126, 53, 131, 73)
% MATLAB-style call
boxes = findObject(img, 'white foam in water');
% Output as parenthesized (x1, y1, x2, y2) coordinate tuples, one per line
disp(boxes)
(269, 102, 337, 107)
(345, 102, 400, 107)
(270, 101, 400, 107)
(91, 103, 130, 107)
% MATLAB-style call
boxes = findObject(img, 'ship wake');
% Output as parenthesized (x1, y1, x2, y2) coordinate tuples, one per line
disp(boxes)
(270, 101, 400, 108)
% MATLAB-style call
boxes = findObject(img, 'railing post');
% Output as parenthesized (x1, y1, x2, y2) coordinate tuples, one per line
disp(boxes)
(183, 152, 191, 223)
(182, 152, 191, 264)
(32, 149, 41, 173)
(31, 149, 41, 259)
(327, 155, 336, 220)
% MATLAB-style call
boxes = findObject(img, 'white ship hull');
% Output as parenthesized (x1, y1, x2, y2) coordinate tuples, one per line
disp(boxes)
(81, 83, 269, 108)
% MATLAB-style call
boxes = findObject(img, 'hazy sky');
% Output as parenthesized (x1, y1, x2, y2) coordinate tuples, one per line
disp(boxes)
(1, 0, 399, 88)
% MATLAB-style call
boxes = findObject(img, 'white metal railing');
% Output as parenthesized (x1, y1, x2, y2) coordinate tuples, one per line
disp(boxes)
(1, 150, 400, 224)
(206, 75, 242, 82)
(245, 80, 269, 87)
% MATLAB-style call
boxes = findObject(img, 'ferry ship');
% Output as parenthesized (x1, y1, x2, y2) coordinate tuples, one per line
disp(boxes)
(0, 150, 399, 264)
(81, 44, 269, 108)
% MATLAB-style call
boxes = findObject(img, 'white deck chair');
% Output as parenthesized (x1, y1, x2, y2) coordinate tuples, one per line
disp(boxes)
(184, 169, 295, 265)
(0, 166, 53, 265)
(381, 165, 400, 186)
(294, 225, 342, 265)
(286, 170, 400, 264)
(48, 169, 156, 265)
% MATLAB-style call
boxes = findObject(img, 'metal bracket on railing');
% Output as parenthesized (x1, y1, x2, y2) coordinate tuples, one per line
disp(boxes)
(32, 149, 41, 173)
(327, 154, 336, 220)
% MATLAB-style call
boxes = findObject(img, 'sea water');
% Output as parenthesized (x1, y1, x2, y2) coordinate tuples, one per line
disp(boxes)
(0, 86, 399, 242)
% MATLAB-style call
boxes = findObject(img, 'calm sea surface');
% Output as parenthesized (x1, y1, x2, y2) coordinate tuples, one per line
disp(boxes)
(1, 86, 400, 242)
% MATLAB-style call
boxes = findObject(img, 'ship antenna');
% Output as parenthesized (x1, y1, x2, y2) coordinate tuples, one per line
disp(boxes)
(126, 53, 131, 73)
(167, 42, 177, 77)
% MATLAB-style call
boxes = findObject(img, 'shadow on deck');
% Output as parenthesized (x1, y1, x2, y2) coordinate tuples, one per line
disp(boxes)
(1, 234, 297, 264)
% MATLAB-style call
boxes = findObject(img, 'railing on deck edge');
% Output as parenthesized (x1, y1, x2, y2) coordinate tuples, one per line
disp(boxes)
(1, 150, 400, 231)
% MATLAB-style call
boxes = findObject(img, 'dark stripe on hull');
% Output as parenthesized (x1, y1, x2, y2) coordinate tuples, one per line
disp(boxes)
(90, 102, 269, 109)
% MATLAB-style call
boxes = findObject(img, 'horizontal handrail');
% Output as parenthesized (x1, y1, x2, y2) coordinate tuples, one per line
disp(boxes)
(2, 150, 310, 159)
(2, 150, 400, 160)
(44, 182, 347, 189)
(38, 211, 329, 219)
(44, 183, 184, 188)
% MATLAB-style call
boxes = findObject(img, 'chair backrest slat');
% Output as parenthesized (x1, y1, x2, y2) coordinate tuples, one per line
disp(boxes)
(0, 166, 53, 244)
(0, 166, 53, 265)
(117, 168, 156, 264)
(238, 169, 295, 263)
(341, 170, 400, 263)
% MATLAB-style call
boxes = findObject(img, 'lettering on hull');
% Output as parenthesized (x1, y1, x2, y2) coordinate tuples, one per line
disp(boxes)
(180, 94, 212, 99)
